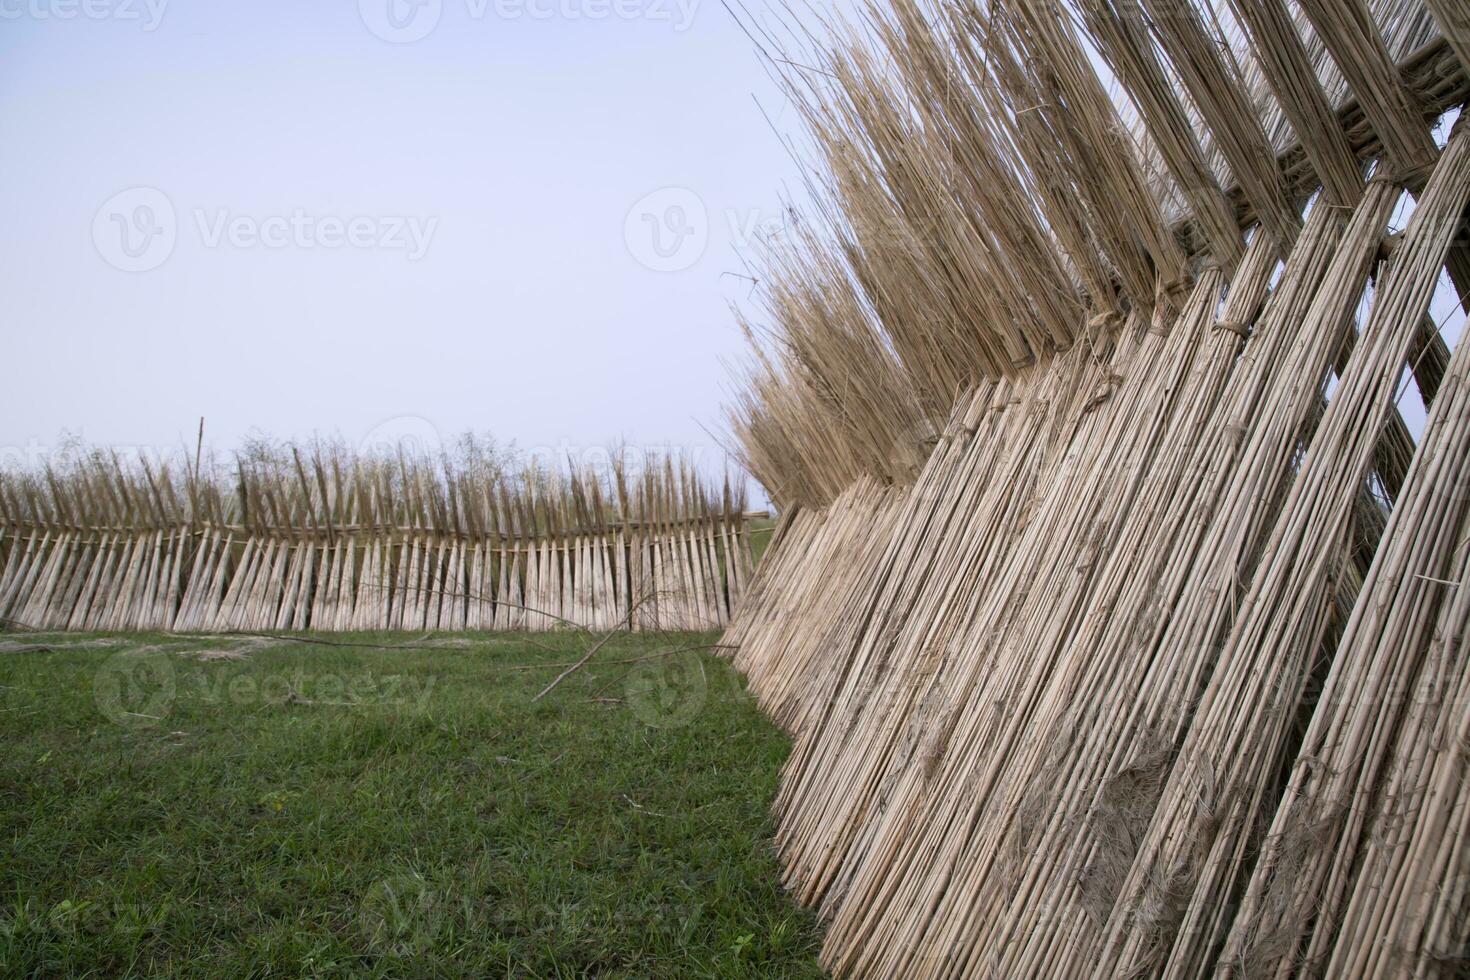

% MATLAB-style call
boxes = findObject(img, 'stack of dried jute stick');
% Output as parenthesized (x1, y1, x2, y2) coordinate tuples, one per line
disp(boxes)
(0, 448, 751, 633)
(719, 0, 1470, 974)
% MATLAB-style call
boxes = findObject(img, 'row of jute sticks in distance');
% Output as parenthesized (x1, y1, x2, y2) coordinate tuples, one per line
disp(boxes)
(0, 437, 745, 533)
(0, 442, 758, 632)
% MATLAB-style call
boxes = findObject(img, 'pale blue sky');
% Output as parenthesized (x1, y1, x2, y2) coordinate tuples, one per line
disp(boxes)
(1, 3, 1460, 483)
(0, 0, 808, 475)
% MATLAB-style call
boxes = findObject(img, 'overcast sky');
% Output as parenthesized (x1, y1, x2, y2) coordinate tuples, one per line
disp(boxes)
(0, 0, 810, 482)
(2, 3, 1461, 490)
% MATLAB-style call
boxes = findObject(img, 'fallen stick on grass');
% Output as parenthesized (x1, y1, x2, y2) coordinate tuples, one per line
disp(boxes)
(531, 629, 620, 702)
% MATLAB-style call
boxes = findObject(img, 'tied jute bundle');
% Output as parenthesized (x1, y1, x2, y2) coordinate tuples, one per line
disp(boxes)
(720, 0, 1470, 975)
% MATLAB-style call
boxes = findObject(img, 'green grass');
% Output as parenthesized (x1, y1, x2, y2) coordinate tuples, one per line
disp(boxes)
(0, 630, 824, 978)
(748, 516, 779, 568)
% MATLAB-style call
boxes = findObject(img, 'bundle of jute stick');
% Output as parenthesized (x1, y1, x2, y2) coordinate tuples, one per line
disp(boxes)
(724, 477, 907, 734)
(0, 447, 751, 633)
(1221, 336, 1470, 972)
(718, 0, 1470, 974)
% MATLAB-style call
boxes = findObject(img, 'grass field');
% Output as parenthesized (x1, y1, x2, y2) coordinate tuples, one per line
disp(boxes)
(748, 515, 780, 568)
(0, 630, 823, 978)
